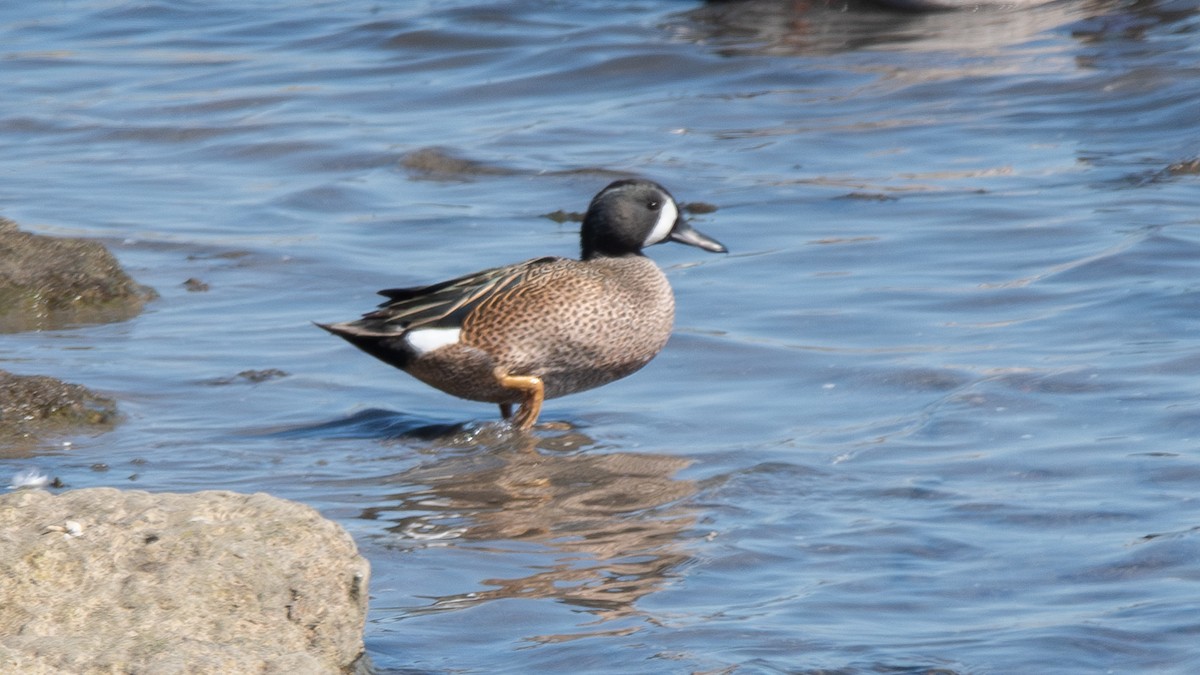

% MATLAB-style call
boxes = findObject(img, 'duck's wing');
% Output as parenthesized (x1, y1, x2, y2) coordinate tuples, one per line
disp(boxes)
(361, 256, 561, 332)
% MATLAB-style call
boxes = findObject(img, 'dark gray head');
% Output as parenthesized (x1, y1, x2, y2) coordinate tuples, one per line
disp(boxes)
(580, 179, 727, 260)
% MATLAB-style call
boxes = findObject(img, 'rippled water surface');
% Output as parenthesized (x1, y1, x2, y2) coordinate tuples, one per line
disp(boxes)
(5, 0, 1200, 672)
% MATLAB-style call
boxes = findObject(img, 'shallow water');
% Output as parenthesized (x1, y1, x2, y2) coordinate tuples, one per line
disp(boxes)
(4, 0, 1200, 672)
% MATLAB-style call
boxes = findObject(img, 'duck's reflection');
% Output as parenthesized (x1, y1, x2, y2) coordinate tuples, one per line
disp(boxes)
(364, 426, 698, 623)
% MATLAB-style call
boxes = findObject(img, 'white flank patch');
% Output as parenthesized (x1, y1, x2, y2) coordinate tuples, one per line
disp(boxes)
(643, 198, 678, 247)
(406, 327, 461, 355)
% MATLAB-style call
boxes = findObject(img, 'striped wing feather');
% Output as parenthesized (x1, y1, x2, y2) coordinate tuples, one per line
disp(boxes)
(362, 256, 559, 331)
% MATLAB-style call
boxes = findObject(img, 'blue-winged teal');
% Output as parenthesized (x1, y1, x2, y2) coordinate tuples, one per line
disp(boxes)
(318, 179, 726, 430)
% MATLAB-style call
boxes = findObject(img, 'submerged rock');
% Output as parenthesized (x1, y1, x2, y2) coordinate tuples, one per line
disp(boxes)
(0, 217, 154, 332)
(0, 370, 117, 449)
(204, 368, 290, 386)
(0, 488, 370, 674)
(400, 146, 521, 180)
(399, 146, 633, 182)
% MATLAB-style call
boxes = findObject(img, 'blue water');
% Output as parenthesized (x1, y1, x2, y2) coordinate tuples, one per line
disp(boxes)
(4, 0, 1200, 672)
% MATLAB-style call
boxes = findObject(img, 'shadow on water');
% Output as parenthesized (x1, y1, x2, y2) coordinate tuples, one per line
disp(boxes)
(264, 408, 469, 442)
(266, 408, 608, 446)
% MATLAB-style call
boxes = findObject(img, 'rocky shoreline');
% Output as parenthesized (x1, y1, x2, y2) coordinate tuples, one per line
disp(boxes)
(1, 220, 371, 673)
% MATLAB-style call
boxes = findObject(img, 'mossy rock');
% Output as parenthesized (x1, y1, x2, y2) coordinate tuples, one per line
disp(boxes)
(0, 218, 155, 332)
(0, 370, 117, 448)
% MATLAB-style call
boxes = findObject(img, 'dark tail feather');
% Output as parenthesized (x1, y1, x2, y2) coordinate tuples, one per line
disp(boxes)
(315, 321, 414, 370)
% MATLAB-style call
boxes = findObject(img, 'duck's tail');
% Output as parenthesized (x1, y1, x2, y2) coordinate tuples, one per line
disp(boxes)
(315, 321, 415, 370)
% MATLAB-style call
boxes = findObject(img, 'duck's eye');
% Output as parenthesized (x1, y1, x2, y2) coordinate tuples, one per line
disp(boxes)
(647, 200, 660, 210)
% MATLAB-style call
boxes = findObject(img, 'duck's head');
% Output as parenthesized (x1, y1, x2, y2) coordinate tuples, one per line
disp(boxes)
(580, 179, 727, 260)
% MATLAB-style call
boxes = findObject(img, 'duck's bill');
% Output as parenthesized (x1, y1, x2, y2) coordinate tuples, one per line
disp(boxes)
(669, 220, 727, 253)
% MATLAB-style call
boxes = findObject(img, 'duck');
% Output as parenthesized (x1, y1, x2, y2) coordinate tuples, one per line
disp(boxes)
(318, 179, 726, 430)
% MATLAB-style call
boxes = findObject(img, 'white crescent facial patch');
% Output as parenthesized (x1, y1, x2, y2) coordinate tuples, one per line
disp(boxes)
(643, 198, 679, 247)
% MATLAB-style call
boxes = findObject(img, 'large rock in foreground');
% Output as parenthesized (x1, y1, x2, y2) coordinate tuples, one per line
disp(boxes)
(0, 488, 370, 674)
(0, 217, 153, 332)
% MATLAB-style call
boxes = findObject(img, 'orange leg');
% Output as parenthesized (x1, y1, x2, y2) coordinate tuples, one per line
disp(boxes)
(493, 369, 544, 431)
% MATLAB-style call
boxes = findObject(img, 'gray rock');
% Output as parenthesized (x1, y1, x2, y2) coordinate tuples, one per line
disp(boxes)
(0, 370, 118, 449)
(0, 217, 154, 332)
(0, 488, 370, 674)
